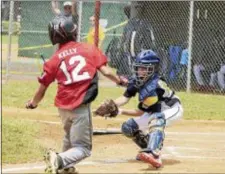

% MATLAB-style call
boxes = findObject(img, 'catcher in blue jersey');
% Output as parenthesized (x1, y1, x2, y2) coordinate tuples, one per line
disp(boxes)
(94, 49, 183, 168)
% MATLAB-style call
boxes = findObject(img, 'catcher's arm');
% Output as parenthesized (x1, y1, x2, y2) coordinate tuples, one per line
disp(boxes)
(120, 108, 144, 117)
(114, 95, 130, 107)
(99, 66, 128, 86)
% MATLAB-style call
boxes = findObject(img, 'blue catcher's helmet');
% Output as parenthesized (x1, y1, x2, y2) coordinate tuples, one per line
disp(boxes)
(133, 49, 160, 87)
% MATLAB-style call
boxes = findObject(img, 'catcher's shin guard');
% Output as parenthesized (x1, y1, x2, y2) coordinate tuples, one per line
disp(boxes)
(133, 130, 148, 149)
(121, 118, 148, 148)
(141, 113, 166, 157)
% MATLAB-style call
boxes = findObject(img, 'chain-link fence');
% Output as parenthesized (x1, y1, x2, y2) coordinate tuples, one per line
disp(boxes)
(2, 1, 129, 80)
(2, 1, 225, 94)
(105, 1, 225, 94)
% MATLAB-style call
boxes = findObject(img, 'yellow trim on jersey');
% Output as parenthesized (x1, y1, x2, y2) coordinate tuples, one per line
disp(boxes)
(143, 96, 158, 107)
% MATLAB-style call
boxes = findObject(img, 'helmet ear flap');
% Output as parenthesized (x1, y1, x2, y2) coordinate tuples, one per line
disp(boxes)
(59, 22, 68, 37)
(56, 22, 67, 39)
(48, 22, 56, 45)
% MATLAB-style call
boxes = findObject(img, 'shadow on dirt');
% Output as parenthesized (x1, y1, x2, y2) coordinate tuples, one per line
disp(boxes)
(139, 158, 181, 171)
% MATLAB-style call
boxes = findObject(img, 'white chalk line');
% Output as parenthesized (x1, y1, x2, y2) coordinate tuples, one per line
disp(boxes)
(166, 146, 225, 160)
(173, 155, 225, 160)
(168, 146, 225, 152)
(2, 161, 103, 172)
(25, 120, 225, 137)
(2, 158, 165, 173)
(1, 155, 172, 173)
(3, 165, 45, 173)
(166, 132, 225, 136)
(3, 120, 225, 172)
(166, 146, 181, 156)
(26, 119, 61, 125)
(167, 137, 225, 143)
(3, 147, 225, 173)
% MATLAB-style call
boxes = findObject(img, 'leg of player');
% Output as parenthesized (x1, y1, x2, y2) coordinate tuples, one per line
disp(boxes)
(137, 101, 183, 168)
(163, 102, 183, 127)
(58, 117, 77, 173)
(209, 73, 217, 87)
(193, 64, 205, 86)
(61, 114, 73, 152)
(44, 104, 92, 174)
(59, 120, 76, 174)
(137, 112, 165, 168)
(62, 134, 72, 152)
(121, 118, 148, 149)
(122, 113, 161, 161)
(217, 65, 225, 91)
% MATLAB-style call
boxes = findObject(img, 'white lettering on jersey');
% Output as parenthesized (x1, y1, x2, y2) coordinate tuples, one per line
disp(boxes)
(58, 48, 77, 59)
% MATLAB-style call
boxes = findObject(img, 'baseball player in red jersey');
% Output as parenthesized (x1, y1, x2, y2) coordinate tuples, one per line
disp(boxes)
(26, 16, 127, 174)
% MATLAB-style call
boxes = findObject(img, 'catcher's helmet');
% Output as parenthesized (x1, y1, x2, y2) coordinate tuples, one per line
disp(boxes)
(133, 49, 160, 87)
(48, 16, 77, 45)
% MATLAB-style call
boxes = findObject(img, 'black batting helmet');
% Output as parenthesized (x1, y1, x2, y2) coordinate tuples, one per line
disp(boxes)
(48, 16, 77, 45)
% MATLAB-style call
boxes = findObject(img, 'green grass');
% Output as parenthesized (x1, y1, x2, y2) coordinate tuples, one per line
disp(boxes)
(2, 80, 225, 120)
(2, 117, 45, 164)
(2, 34, 18, 44)
(179, 92, 225, 120)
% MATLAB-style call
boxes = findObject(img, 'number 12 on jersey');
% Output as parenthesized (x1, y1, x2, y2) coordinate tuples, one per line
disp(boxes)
(60, 55, 91, 85)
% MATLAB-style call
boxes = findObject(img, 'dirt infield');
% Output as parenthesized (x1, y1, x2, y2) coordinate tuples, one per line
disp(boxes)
(3, 117, 225, 173)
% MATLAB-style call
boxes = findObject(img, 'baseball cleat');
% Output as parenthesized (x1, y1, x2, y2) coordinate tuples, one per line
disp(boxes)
(137, 152, 162, 168)
(44, 149, 60, 174)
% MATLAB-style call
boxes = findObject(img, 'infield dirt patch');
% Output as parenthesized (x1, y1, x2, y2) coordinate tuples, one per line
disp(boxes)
(3, 114, 225, 173)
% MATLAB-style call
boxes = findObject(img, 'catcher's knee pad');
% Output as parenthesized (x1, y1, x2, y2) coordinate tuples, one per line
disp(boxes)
(121, 118, 139, 138)
(148, 113, 166, 131)
(142, 113, 166, 157)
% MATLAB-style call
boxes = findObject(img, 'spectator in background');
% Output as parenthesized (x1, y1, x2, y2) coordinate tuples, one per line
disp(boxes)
(217, 38, 225, 91)
(116, 3, 155, 78)
(87, 15, 105, 48)
(168, 45, 182, 81)
(2, 1, 9, 21)
(157, 47, 169, 77)
(193, 51, 205, 88)
(51, 0, 78, 24)
(193, 38, 221, 90)
(217, 64, 225, 91)
(179, 42, 189, 79)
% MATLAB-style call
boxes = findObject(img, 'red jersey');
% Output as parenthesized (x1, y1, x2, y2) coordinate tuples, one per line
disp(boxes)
(38, 41, 107, 110)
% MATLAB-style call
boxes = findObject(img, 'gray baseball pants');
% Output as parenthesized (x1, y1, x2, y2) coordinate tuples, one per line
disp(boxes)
(58, 104, 92, 169)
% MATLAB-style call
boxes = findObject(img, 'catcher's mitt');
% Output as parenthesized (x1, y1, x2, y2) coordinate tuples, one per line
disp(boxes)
(94, 99, 119, 118)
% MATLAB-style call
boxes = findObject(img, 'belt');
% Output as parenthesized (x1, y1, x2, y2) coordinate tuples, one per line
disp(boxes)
(165, 98, 181, 107)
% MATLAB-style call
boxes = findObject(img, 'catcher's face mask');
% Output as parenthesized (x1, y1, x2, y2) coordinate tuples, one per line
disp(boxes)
(133, 64, 154, 87)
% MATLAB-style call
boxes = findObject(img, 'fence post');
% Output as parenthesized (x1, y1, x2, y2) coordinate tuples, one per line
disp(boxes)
(77, 1, 83, 42)
(94, 1, 101, 47)
(6, 0, 14, 82)
(186, 0, 194, 92)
